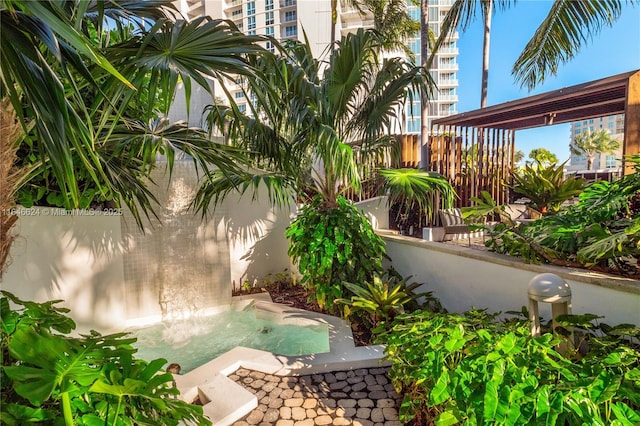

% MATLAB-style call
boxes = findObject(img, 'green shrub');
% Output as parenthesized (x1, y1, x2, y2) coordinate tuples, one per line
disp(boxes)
(376, 309, 640, 425)
(286, 195, 385, 314)
(0, 291, 209, 426)
(336, 272, 441, 329)
(509, 161, 584, 214)
(486, 156, 640, 277)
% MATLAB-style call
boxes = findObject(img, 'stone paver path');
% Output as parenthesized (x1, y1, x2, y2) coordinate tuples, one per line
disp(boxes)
(229, 367, 403, 426)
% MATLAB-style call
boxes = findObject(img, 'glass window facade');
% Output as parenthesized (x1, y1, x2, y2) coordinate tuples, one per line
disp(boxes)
(265, 11, 274, 25)
(285, 25, 297, 37)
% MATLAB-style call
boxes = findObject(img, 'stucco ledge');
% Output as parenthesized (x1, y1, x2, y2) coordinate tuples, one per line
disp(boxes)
(378, 231, 640, 295)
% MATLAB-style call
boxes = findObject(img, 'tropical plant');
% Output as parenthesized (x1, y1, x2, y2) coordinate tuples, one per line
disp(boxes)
(509, 161, 584, 213)
(285, 195, 386, 314)
(360, 0, 421, 58)
(484, 155, 640, 277)
(199, 30, 453, 311)
(0, 291, 209, 426)
(528, 147, 559, 167)
(432, 0, 636, 91)
(0, 101, 29, 279)
(571, 129, 621, 170)
(513, 0, 637, 90)
(200, 29, 437, 209)
(377, 308, 640, 425)
(336, 272, 440, 328)
(1, 0, 263, 227)
(514, 149, 525, 164)
(380, 168, 456, 230)
(462, 189, 508, 223)
(430, 0, 515, 107)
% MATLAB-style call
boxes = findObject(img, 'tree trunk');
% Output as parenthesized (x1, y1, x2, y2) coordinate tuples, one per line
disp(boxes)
(0, 100, 24, 279)
(420, 0, 430, 169)
(330, 0, 337, 53)
(480, 0, 492, 108)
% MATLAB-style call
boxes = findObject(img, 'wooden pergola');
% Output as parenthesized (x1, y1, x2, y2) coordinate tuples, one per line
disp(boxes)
(428, 69, 640, 207)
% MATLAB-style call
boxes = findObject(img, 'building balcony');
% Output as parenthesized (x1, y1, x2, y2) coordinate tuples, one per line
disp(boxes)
(438, 78, 458, 87)
(225, 0, 243, 9)
(436, 94, 459, 102)
(280, 0, 296, 8)
(438, 63, 459, 71)
(340, 19, 374, 30)
(436, 47, 459, 56)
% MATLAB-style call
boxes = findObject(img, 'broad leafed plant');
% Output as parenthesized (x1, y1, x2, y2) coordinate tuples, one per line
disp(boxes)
(200, 29, 454, 314)
(1, 0, 264, 225)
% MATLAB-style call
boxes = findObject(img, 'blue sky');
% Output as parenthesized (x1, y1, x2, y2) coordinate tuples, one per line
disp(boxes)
(454, 1, 640, 163)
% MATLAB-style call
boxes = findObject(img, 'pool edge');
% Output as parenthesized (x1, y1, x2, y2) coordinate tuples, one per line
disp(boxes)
(173, 297, 388, 426)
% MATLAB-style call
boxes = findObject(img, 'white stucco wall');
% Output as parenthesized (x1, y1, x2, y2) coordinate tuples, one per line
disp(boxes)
(2, 208, 127, 329)
(382, 233, 640, 326)
(354, 196, 389, 230)
(225, 191, 294, 290)
(1, 188, 293, 330)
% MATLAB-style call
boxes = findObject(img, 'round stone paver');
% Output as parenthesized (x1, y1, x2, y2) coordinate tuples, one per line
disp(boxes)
(231, 367, 401, 425)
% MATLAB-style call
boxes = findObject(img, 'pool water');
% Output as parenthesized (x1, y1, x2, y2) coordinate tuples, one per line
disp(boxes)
(130, 308, 330, 372)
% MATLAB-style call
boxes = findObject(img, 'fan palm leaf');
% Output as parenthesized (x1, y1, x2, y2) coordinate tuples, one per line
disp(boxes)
(380, 168, 456, 224)
(2, 0, 263, 224)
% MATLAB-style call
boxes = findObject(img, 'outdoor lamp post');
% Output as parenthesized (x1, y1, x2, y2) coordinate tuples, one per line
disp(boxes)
(528, 273, 572, 338)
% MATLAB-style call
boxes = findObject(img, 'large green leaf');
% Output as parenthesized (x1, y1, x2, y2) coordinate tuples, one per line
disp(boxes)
(5, 326, 135, 405)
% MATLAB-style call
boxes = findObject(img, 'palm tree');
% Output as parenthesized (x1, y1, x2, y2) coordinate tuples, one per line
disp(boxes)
(420, 0, 432, 167)
(200, 30, 455, 313)
(571, 129, 621, 170)
(430, 0, 514, 108)
(359, 0, 421, 58)
(514, 1, 635, 90)
(0, 100, 27, 279)
(330, 0, 364, 51)
(1, 0, 263, 225)
(528, 148, 559, 168)
(0, 0, 267, 278)
(200, 29, 453, 210)
(432, 1, 634, 92)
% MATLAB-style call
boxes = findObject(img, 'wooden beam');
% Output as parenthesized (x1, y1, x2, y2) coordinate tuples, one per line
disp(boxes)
(623, 71, 640, 175)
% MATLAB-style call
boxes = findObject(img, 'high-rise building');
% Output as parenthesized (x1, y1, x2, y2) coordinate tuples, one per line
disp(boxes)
(174, 0, 458, 136)
(404, 2, 459, 134)
(567, 114, 624, 173)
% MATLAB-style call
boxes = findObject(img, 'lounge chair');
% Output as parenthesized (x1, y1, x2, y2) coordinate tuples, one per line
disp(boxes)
(439, 208, 471, 245)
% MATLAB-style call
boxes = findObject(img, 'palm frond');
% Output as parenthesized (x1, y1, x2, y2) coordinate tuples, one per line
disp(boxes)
(513, 0, 627, 90)
(107, 17, 264, 116)
(193, 169, 297, 214)
(380, 168, 456, 224)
